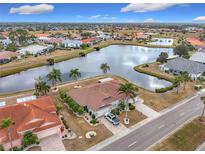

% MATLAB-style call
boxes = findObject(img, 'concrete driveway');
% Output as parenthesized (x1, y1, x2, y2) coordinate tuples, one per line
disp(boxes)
(99, 117, 129, 135)
(40, 133, 65, 151)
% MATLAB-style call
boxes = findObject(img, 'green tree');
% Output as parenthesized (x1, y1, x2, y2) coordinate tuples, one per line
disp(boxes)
(34, 76, 50, 96)
(6, 43, 17, 52)
(21, 131, 38, 148)
(47, 58, 55, 65)
(47, 68, 62, 89)
(156, 52, 168, 63)
(0, 118, 14, 150)
(118, 83, 137, 123)
(174, 75, 183, 94)
(69, 68, 81, 81)
(201, 96, 205, 119)
(100, 63, 110, 74)
(174, 44, 189, 57)
(181, 72, 191, 90)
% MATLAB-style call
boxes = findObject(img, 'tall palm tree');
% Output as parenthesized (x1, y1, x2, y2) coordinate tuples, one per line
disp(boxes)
(100, 63, 110, 74)
(34, 76, 50, 96)
(47, 68, 62, 89)
(174, 75, 183, 94)
(181, 72, 191, 90)
(69, 68, 81, 81)
(118, 83, 137, 123)
(201, 96, 205, 118)
(0, 118, 14, 150)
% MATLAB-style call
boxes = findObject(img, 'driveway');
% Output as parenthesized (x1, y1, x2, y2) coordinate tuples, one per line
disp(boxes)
(99, 117, 129, 135)
(40, 133, 66, 151)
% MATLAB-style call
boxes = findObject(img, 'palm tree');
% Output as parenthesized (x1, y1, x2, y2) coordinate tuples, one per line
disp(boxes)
(0, 118, 14, 150)
(69, 68, 81, 81)
(201, 96, 205, 119)
(174, 75, 183, 94)
(118, 83, 137, 124)
(34, 76, 50, 96)
(47, 68, 62, 89)
(100, 63, 110, 74)
(181, 72, 191, 90)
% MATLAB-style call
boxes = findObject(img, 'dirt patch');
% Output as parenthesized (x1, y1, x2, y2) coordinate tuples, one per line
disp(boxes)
(27, 146, 42, 151)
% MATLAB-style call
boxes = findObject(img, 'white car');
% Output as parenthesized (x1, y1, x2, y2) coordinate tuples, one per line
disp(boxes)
(104, 112, 120, 125)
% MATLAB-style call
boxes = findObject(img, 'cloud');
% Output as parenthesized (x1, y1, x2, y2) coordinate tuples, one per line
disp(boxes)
(121, 3, 177, 13)
(193, 16, 205, 21)
(144, 18, 158, 23)
(10, 4, 54, 15)
(88, 15, 102, 19)
(101, 16, 117, 20)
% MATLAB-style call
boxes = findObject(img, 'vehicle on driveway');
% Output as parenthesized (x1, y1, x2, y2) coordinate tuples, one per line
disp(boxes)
(104, 112, 120, 125)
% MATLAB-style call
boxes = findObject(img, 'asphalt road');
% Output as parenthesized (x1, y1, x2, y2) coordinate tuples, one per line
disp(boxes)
(101, 93, 204, 151)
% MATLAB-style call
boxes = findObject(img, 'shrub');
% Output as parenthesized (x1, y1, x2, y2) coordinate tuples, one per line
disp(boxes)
(111, 108, 120, 115)
(129, 104, 135, 110)
(142, 64, 149, 68)
(47, 58, 55, 65)
(77, 107, 84, 115)
(94, 47, 100, 51)
(0, 145, 4, 151)
(155, 83, 177, 93)
(21, 131, 38, 148)
(118, 102, 125, 111)
(79, 52, 86, 57)
(90, 119, 98, 124)
(92, 114, 96, 119)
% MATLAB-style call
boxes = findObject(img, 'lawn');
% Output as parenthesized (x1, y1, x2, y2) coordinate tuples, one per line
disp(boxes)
(118, 110, 146, 128)
(152, 117, 205, 151)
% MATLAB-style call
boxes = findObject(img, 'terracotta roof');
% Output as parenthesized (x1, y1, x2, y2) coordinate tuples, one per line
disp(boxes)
(34, 33, 49, 37)
(0, 51, 20, 60)
(68, 80, 125, 112)
(81, 37, 96, 44)
(0, 96, 61, 144)
(186, 37, 205, 47)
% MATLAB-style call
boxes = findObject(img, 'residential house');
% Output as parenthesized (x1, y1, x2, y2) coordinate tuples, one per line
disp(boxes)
(190, 52, 205, 65)
(161, 57, 205, 79)
(17, 44, 53, 55)
(81, 37, 97, 46)
(0, 51, 21, 64)
(68, 78, 138, 118)
(0, 96, 62, 150)
(62, 39, 82, 48)
(186, 37, 205, 49)
(0, 38, 12, 48)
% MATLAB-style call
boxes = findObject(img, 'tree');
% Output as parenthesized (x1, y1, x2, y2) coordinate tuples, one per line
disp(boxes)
(174, 75, 183, 94)
(69, 68, 81, 81)
(100, 63, 110, 74)
(6, 43, 17, 52)
(21, 131, 38, 148)
(118, 83, 137, 124)
(156, 52, 168, 63)
(174, 44, 189, 57)
(0, 118, 14, 150)
(34, 76, 50, 96)
(47, 68, 62, 89)
(181, 72, 191, 90)
(200, 96, 205, 119)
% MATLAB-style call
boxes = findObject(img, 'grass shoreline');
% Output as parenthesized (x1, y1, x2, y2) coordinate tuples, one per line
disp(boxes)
(0, 40, 173, 77)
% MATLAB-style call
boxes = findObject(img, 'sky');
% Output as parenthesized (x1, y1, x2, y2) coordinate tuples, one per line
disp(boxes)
(0, 3, 205, 23)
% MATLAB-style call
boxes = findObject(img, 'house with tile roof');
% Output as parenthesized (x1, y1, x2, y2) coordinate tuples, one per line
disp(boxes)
(0, 51, 21, 64)
(0, 96, 62, 150)
(68, 78, 138, 118)
(161, 57, 205, 79)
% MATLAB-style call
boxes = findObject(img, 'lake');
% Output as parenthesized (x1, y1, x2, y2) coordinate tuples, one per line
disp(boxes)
(0, 45, 174, 93)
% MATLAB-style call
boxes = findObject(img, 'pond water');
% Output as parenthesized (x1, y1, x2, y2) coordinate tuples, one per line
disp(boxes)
(149, 38, 174, 46)
(0, 45, 174, 93)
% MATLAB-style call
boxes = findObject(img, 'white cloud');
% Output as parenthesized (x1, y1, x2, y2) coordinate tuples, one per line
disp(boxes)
(193, 16, 205, 21)
(101, 16, 117, 20)
(10, 4, 54, 15)
(121, 3, 177, 13)
(88, 15, 102, 19)
(144, 18, 158, 23)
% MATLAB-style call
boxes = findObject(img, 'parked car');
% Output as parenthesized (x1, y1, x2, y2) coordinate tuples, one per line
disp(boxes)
(104, 112, 120, 125)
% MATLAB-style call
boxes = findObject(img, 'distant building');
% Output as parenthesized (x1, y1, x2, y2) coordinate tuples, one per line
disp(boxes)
(161, 57, 205, 79)
(0, 96, 62, 150)
(18, 44, 52, 55)
(0, 51, 21, 64)
(62, 39, 82, 48)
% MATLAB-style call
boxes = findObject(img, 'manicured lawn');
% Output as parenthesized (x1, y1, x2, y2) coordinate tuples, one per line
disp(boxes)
(118, 110, 146, 128)
(152, 117, 205, 151)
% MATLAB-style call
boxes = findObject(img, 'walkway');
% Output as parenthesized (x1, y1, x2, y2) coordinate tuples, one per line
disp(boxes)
(40, 133, 66, 151)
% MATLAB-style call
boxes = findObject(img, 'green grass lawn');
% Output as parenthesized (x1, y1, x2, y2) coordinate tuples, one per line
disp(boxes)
(153, 117, 205, 151)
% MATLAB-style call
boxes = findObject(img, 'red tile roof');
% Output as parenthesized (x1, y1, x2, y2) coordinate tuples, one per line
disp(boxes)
(68, 80, 125, 112)
(0, 51, 21, 60)
(0, 96, 61, 144)
(34, 33, 49, 37)
(186, 37, 205, 47)
(81, 37, 96, 44)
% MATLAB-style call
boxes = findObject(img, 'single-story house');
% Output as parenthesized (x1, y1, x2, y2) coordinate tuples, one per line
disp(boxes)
(186, 37, 205, 49)
(0, 96, 62, 150)
(68, 78, 138, 118)
(62, 39, 82, 48)
(0, 38, 12, 47)
(81, 37, 97, 46)
(0, 51, 21, 64)
(190, 52, 205, 65)
(17, 44, 53, 55)
(161, 57, 205, 79)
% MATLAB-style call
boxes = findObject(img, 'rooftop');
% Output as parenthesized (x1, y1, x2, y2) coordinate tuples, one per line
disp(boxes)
(190, 52, 205, 64)
(0, 51, 20, 60)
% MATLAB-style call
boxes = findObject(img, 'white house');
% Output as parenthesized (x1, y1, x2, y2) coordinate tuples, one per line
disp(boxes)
(190, 52, 205, 65)
(0, 38, 12, 47)
(62, 39, 82, 48)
